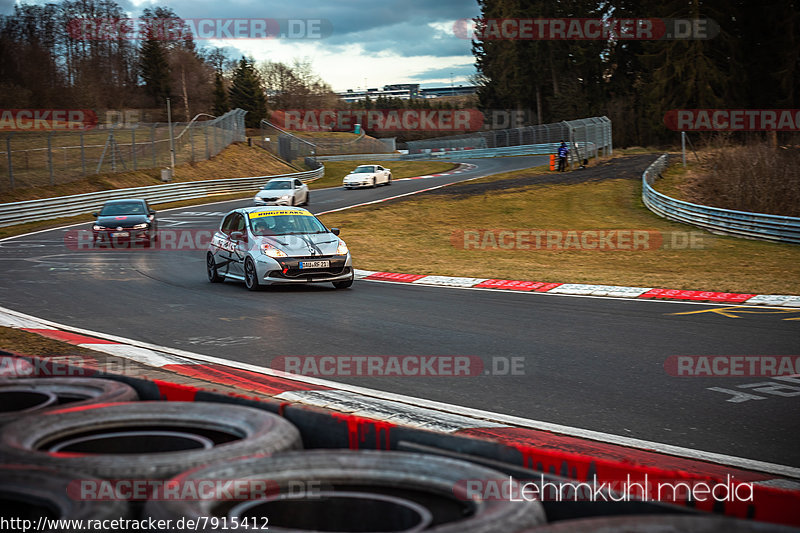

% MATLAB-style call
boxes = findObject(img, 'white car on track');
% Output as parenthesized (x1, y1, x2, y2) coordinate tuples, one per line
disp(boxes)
(343, 165, 392, 189)
(254, 177, 309, 206)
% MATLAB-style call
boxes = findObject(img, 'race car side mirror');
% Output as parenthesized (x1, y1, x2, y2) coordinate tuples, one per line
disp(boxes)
(330, 228, 340, 236)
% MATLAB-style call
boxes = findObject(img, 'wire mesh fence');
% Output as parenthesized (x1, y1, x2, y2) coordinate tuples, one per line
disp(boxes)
(1, 109, 246, 191)
(256, 120, 395, 167)
(406, 116, 612, 162)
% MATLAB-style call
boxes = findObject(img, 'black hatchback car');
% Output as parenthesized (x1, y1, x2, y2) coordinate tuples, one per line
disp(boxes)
(92, 199, 157, 246)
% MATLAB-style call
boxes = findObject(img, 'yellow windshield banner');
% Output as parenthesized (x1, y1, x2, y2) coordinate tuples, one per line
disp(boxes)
(248, 210, 313, 219)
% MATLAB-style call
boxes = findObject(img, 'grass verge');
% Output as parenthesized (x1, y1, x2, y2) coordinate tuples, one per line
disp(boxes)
(2, 143, 297, 203)
(319, 170, 800, 295)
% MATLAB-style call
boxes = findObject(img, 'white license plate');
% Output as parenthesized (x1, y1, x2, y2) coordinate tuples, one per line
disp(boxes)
(111, 232, 130, 237)
(299, 260, 329, 269)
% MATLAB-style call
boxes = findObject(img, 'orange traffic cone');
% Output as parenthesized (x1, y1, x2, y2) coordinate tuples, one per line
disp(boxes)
(549, 154, 556, 171)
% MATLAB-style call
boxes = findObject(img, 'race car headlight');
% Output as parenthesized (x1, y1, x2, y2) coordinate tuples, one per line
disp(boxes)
(261, 243, 288, 258)
(336, 240, 349, 255)
(92, 225, 102, 231)
(132, 223, 149, 230)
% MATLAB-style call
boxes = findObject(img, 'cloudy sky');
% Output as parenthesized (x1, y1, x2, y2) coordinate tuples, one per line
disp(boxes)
(5, 0, 480, 92)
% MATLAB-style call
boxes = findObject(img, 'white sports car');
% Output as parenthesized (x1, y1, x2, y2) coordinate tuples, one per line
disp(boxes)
(254, 177, 310, 206)
(343, 165, 392, 189)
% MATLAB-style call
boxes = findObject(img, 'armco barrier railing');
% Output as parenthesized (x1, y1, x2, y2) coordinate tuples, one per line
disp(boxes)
(406, 142, 592, 161)
(0, 167, 323, 228)
(317, 143, 591, 162)
(642, 154, 800, 245)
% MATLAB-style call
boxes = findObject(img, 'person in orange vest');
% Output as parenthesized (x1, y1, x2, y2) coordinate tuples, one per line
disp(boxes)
(557, 141, 569, 172)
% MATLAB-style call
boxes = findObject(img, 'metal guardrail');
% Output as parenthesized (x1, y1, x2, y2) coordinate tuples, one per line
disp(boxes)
(405, 143, 592, 160)
(317, 143, 592, 162)
(642, 154, 800, 245)
(0, 167, 323, 228)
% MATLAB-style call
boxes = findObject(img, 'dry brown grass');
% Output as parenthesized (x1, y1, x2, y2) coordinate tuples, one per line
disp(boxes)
(321, 176, 800, 294)
(1, 143, 296, 204)
(657, 144, 800, 217)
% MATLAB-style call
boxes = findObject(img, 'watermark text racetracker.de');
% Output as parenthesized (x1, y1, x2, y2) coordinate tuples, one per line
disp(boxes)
(453, 18, 719, 40)
(270, 109, 484, 133)
(0, 516, 268, 532)
(452, 229, 709, 251)
(0, 109, 98, 131)
(664, 109, 800, 131)
(67, 17, 332, 40)
(272, 355, 525, 377)
(0, 353, 146, 378)
(665, 355, 800, 377)
(65, 229, 213, 251)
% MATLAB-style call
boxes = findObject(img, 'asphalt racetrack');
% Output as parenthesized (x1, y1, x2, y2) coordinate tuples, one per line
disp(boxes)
(1, 154, 798, 469)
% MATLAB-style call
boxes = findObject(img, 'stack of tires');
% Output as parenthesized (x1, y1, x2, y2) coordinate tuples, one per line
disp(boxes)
(0, 365, 547, 532)
(0, 359, 794, 532)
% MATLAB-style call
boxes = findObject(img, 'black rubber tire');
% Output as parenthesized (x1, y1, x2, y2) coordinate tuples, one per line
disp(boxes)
(244, 257, 261, 291)
(0, 465, 130, 524)
(145, 450, 546, 532)
(518, 514, 798, 532)
(0, 377, 138, 425)
(332, 276, 354, 289)
(0, 401, 302, 480)
(303, 191, 310, 205)
(207, 252, 223, 283)
(387, 173, 392, 185)
(0, 354, 34, 378)
(372, 177, 377, 188)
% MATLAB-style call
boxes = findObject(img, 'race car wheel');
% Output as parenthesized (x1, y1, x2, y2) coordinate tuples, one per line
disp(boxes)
(332, 276, 354, 289)
(372, 177, 377, 188)
(207, 252, 223, 283)
(244, 257, 260, 291)
(387, 173, 392, 185)
(304, 192, 310, 205)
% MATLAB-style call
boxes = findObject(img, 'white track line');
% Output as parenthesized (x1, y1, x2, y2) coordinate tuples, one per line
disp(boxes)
(1, 304, 798, 479)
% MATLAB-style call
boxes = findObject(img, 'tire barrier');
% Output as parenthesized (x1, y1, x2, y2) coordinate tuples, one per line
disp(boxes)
(0, 377, 138, 425)
(144, 450, 548, 533)
(0, 401, 302, 479)
(0, 370, 797, 531)
(0, 464, 130, 523)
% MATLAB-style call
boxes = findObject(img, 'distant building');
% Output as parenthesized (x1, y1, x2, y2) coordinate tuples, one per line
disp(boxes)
(420, 85, 478, 98)
(336, 83, 477, 102)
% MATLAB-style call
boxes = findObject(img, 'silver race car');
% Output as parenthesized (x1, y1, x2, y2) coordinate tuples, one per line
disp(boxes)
(206, 206, 354, 290)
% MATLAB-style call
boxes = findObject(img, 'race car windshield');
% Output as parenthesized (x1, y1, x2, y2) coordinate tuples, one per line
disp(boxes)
(250, 215, 328, 236)
(352, 166, 375, 173)
(263, 181, 292, 190)
(99, 202, 146, 215)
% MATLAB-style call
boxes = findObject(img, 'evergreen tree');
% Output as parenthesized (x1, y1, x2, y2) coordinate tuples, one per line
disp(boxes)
(229, 56, 266, 127)
(139, 30, 171, 106)
(212, 72, 229, 116)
